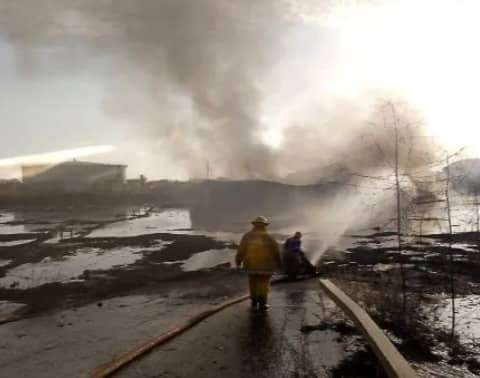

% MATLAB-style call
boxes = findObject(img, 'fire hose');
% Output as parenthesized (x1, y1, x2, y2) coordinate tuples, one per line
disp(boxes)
(90, 275, 293, 377)
(91, 292, 251, 377)
(91, 242, 316, 375)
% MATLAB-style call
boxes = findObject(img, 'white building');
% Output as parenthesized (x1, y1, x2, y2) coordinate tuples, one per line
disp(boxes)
(22, 161, 127, 193)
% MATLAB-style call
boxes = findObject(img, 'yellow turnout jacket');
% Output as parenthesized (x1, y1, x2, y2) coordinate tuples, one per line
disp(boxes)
(236, 228, 282, 274)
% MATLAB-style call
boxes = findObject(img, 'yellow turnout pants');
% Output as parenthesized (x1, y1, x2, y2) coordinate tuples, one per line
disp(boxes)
(248, 274, 271, 301)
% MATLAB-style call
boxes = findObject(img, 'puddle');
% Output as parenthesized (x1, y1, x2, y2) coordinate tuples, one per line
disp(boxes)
(162, 261, 183, 266)
(0, 224, 30, 235)
(0, 213, 15, 223)
(0, 211, 56, 234)
(431, 295, 480, 346)
(43, 235, 64, 244)
(167, 229, 242, 238)
(42, 224, 99, 244)
(372, 263, 415, 272)
(0, 223, 55, 235)
(0, 243, 168, 289)
(0, 259, 12, 267)
(87, 210, 192, 238)
(0, 239, 36, 247)
(0, 300, 27, 321)
(401, 251, 425, 256)
(452, 243, 479, 252)
(409, 257, 425, 262)
(180, 248, 236, 272)
(43, 232, 82, 244)
(201, 231, 242, 242)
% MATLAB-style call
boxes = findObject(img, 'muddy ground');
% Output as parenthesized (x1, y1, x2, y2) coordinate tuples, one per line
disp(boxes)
(0, 233, 237, 317)
(0, 207, 243, 321)
(320, 231, 480, 377)
(0, 205, 376, 378)
(116, 280, 383, 378)
(1, 205, 480, 377)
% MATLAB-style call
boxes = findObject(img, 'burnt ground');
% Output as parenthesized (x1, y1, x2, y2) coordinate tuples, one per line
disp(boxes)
(0, 206, 382, 378)
(2, 204, 480, 377)
(318, 231, 480, 377)
(0, 213, 375, 378)
(0, 231, 237, 319)
(322, 231, 480, 294)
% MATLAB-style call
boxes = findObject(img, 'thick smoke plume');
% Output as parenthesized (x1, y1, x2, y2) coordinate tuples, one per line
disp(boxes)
(0, 1, 434, 181)
(1, 1, 444, 260)
(0, 1, 294, 178)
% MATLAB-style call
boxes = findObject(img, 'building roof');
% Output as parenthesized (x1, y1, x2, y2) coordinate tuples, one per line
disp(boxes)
(22, 160, 127, 169)
(22, 160, 127, 184)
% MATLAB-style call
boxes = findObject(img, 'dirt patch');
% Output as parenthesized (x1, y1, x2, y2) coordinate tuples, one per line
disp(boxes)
(331, 349, 387, 378)
(301, 320, 358, 336)
(0, 229, 236, 319)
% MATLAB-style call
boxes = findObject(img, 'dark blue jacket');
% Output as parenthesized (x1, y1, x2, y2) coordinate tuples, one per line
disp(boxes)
(284, 237, 302, 253)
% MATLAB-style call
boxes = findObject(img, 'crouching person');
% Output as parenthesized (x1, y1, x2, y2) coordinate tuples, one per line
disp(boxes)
(236, 216, 282, 311)
(284, 231, 318, 279)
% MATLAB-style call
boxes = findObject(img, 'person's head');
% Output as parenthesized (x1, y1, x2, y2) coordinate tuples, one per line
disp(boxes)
(294, 231, 302, 239)
(251, 216, 270, 229)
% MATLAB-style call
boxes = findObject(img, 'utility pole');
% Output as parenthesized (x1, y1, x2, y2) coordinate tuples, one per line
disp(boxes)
(475, 191, 480, 253)
(391, 102, 407, 318)
(445, 154, 456, 342)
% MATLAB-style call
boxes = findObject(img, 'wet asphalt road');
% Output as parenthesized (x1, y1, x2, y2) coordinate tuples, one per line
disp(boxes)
(0, 278, 359, 378)
(0, 287, 229, 378)
(118, 280, 352, 378)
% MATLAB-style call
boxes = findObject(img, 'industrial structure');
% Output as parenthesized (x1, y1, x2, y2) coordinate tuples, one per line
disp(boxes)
(0, 179, 21, 197)
(21, 161, 127, 193)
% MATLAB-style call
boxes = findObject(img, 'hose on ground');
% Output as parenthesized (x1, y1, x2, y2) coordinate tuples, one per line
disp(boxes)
(91, 292, 250, 378)
(91, 276, 293, 377)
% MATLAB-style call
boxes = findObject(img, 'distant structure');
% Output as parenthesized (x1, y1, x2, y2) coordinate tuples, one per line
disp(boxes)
(22, 161, 127, 193)
(0, 179, 21, 197)
(126, 174, 147, 194)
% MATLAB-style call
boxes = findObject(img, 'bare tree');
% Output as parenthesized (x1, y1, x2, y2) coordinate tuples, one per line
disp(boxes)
(444, 154, 456, 341)
(354, 99, 441, 324)
(475, 191, 480, 254)
(389, 102, 408, 318)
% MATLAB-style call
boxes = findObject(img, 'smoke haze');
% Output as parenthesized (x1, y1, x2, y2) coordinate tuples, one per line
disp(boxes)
(0, 1, 451, 180)
(1, 1, 291, 179)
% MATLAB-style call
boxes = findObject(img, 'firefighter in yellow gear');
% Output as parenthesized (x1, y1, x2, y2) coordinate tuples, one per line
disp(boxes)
(236, 216, 282, 311)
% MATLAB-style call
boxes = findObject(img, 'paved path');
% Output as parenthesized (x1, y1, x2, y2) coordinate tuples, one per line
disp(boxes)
(0, 292, 221, 378)
(118, 280, 353, 378)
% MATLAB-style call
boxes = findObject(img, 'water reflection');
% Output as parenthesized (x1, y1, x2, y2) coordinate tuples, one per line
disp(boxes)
(285, 289, 307, 308)
(0, 243, 167, 289)
(240, 313, 279, 378)
(87, 209, 192, 238)
(181, 248, 236, 271)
